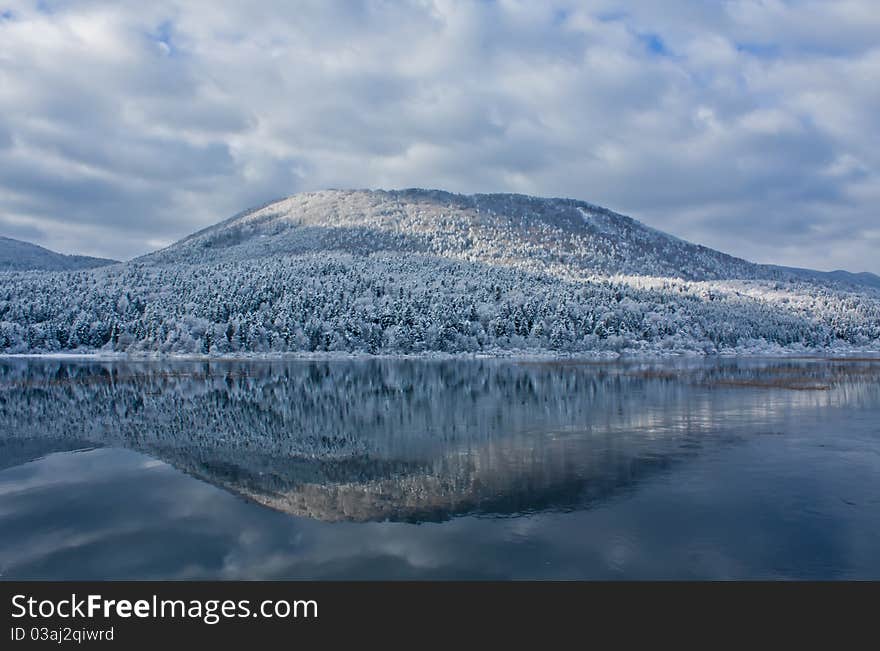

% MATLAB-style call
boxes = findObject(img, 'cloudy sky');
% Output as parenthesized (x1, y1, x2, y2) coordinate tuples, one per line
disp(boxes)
(1, 1, 878, 272)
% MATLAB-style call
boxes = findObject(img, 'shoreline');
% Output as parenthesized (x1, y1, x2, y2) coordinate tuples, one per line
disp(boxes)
(2, 347, 879, 363)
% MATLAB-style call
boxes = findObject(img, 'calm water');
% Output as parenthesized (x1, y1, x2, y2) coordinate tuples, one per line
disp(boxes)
(0, 358, 878, 580)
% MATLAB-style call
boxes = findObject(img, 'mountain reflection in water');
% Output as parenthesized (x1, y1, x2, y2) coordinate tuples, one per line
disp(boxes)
(1, 358, 879, 579)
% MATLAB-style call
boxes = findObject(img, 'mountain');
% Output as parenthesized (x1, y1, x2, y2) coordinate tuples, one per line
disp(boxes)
(145, 189, 879, 290)
(146, 189, 761, 280)
(771, 266, 880, 290)
(0, 235, 117, 272)
(0, 189, 878, 355)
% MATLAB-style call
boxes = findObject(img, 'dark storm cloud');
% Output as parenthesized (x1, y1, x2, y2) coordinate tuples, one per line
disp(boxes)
(0, 0, 877, 271)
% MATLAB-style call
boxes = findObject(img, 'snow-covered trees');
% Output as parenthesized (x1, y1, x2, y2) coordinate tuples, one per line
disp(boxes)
(1, 190, 878, 356)
(0, 250, 878, 355)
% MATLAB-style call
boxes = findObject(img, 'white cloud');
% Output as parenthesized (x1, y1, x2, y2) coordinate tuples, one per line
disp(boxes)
(0, 0, 877, 272)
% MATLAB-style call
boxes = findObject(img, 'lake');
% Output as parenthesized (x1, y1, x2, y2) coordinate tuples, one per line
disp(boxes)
(1, 357, 878, 580)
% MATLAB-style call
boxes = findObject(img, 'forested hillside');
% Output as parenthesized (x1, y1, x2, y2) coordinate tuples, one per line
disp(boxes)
(1, 190, 878, 356)
(0, 236, 116, 272)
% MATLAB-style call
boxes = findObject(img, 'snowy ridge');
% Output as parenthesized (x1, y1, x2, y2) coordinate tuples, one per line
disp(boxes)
(143, 189, 764, 281)
(0, 236, 117, 272)
(0, 189, 878, 356)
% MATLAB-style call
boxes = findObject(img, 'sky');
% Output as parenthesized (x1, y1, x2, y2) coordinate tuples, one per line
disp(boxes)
(0, 1, 878, 272)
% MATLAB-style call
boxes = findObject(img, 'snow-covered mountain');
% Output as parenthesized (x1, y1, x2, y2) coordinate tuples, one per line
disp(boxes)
(146, 189, 761, 280)
(0, 235, 117, 272)
(771, 266, 880, 290)
(0, 189, 878, 355)
(144, 189, 880, 289)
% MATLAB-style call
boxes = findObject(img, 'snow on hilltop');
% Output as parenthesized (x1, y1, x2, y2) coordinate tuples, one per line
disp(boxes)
(144, 189, 879, 288)
(144, 189, 767, 281)
(0, 236, 117, 272)
(1, 189, 879, 356)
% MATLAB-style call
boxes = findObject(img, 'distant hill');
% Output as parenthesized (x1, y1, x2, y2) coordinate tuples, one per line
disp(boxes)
(0, 190, 877, 355)
(0, 236, 117, 272)
(769, 266, 880, 291)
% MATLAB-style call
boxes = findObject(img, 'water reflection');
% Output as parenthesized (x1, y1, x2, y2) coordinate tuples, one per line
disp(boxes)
(1, 358, 879, 579)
